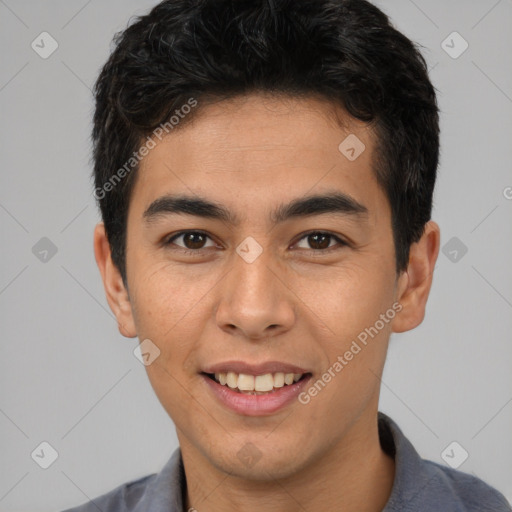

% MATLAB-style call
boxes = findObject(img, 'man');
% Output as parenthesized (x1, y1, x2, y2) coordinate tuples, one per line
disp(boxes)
(64, 0, 511, 510)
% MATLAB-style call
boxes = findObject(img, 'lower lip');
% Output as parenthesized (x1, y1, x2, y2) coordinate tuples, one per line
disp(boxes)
(202, 374, 312, 416)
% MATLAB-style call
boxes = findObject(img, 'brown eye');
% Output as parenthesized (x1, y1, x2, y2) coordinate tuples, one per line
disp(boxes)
(166, 231, 215, 251)
(295, 231, 347, 251)
(308, 233, 331, 249)
(182, 232, 207, 249)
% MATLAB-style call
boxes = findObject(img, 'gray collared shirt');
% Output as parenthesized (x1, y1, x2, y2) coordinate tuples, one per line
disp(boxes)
(62, 412, 511, 512)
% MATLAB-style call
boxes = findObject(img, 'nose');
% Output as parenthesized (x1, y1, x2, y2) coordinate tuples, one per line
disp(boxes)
(215, 248, 296, 340)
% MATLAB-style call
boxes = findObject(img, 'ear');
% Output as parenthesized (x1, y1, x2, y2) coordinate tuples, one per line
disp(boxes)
(392, 220, 440, 333)
(94, 222, 137, 338)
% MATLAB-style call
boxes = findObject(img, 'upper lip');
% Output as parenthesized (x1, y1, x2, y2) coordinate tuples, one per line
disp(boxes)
(202, 360, 310, 376)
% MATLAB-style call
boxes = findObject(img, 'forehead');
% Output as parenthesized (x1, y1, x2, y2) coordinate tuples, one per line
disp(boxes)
(130, 94, 388, 224)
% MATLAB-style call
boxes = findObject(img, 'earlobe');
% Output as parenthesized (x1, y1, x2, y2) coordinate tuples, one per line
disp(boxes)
(392, 221, 440, 334)
(93, 223, 137, 338)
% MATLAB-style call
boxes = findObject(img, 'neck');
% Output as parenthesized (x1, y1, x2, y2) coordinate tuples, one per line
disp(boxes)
(179, 410, 395, 512)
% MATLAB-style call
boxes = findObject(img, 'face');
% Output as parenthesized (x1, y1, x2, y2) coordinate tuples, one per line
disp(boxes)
(96, 93, 437, 481)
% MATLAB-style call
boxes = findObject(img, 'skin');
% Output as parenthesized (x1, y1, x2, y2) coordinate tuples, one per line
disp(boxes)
(94, 93, 440, 512)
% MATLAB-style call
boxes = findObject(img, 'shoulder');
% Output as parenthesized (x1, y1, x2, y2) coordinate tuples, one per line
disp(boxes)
(378, 413, 511, 512)
(60, 448, 184, 512)
(60, 473, 156, 512)
(420, 460, 511, 512)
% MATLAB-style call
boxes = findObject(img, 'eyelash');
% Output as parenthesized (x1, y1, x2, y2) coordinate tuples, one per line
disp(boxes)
(164, 230, 348, 256)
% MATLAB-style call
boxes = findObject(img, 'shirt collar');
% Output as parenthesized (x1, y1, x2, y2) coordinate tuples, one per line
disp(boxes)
(132, 448, 186, 512)
(378, 411, 430, 511)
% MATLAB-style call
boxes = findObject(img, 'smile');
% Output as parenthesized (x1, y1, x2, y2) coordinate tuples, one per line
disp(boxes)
(206, 371, 307, 394)
(201, 365, 312, 416)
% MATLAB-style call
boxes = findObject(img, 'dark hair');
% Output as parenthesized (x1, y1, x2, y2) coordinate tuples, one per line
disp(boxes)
(92, 0, 439, 284)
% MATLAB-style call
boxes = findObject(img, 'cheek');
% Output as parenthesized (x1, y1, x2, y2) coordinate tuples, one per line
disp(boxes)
(304, 259, 395, 332)
(129, 262, 197, 357)
(301, 261, 396, 391)
(131, 258, 200, 321)
(129, 263, 206, 421)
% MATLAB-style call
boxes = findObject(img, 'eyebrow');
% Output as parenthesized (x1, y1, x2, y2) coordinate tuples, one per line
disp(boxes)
(143, 191, 368, 226)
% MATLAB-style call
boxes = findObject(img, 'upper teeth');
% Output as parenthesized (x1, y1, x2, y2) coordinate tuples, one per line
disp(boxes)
(215, 372, 303, 392)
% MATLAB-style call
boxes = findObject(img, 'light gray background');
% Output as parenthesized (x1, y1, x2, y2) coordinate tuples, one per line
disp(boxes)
(1, 0, 511, 510)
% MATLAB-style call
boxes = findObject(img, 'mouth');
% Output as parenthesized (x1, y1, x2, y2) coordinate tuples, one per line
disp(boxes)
(203, 371, 311, 395)
(200, 362, 313, 416)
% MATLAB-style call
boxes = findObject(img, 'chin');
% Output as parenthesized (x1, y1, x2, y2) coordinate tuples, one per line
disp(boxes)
(206, 441, 310, 482)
